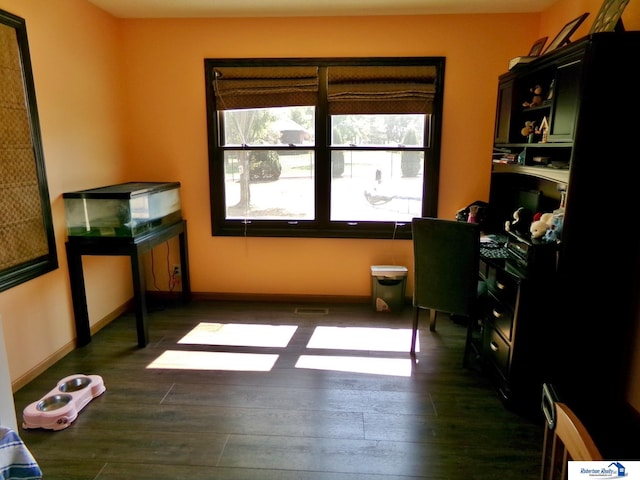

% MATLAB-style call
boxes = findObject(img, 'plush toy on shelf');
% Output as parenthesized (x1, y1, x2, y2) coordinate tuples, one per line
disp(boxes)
(521, 121, 535, 138)
(505, 207, 533, 236)
(523, 85, 543, 108)
(530, 212, 554, 239)
(543, 212, 563, 243)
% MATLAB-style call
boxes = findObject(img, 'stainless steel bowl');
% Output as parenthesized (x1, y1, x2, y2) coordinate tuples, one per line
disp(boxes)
(59, 376, 92, 392)
(36, 394, 73, 412)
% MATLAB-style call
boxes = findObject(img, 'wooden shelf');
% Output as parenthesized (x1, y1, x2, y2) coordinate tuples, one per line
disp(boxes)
(491, 163, 569, 184)
(495, 142, 571, 148)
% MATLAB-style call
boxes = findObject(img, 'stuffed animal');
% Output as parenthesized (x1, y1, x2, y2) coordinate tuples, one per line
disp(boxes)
(505, 207, 533, 236)
(530, 212, 554, 239)
(467, 204, 480, 223)
(456, 200, 490, 230)
(521, 121, 535, 137)
(543, 213, 564, 243)
(523, 85, 543, 108)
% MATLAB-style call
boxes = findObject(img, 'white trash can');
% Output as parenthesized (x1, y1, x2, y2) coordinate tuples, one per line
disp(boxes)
(370, 265, 408, 313)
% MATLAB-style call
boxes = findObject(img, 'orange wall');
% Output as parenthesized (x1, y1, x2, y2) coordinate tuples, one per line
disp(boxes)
(0, 0, 638, 399)
(0, 0, 132, 387)
(120, 14, 537, 298)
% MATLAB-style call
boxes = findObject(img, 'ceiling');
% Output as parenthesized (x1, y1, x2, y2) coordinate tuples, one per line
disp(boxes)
(86, 0, 558, 18)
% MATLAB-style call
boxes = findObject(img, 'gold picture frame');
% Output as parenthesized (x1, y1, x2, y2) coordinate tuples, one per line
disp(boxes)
(590, 0, 630, 33)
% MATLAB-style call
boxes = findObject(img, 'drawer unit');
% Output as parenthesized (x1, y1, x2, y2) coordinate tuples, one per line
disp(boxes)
(472, 256, 535, 411)
(484, 323, 510, 379)
(479, 259, 490, 280)
(486, 266, 520, 308)
(486, 293, 514, 341)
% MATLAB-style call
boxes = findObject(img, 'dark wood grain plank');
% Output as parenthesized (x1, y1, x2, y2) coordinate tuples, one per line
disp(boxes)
(12, 300, 543, 480)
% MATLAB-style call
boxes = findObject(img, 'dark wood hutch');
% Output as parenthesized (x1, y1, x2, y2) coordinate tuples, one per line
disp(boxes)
(467, 31, 640, 459)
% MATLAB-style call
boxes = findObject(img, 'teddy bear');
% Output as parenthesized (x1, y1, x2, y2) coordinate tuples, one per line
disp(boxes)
(505, 207, 533, 236)
(529, 212, 554, 239)
(522, 85, 543, 108)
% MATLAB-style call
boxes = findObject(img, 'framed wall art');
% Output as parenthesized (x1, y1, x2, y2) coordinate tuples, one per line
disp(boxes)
(528, 37, 548, 56)
(0, 9, 58, 293)
(590, 0, 630, 33)
(543, 13, 589, 54)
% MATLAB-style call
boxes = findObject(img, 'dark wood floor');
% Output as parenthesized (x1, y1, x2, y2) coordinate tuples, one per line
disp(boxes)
(13, 300, 544, 479)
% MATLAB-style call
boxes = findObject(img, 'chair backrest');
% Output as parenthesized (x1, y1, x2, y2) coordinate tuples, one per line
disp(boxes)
(411, 217, 480, 317)
(541, 401, 602, 480)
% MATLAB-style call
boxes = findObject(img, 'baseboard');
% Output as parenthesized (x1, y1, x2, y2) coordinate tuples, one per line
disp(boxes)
(193, 292, 374, 304)
(146, 290, 383, 305)
(12, 344, 75, 393)
(12, 300, 132, 393)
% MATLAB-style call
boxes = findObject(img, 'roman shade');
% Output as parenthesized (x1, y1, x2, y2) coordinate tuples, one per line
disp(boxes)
(327, 65, 437, 114)
(212, 66, 319, 110)
(212, 64, 438, 114)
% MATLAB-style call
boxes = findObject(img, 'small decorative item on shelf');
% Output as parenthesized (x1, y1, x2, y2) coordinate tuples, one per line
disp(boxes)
(521, 121, 536, 143)
(507, 36, 548, 70)
(532, 156, 550, 165)
(536, 116, 549, 143)
(493, 152, 517, 164)
(523, 85, 543, 108)
(546, 79, 555, 103)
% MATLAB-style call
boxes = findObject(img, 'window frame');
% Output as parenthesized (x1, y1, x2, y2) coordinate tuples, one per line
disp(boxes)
(204, 57, 445, 240)
(0, 9, 58, 293)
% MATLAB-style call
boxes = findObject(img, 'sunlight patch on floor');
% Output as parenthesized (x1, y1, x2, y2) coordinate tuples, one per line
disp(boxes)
(178, 322, 298, 347)
(146, 350, 278, 371)
(147, 323, 417, 375)
(296, 355, 413, 376)
(307, 326, 415, 352)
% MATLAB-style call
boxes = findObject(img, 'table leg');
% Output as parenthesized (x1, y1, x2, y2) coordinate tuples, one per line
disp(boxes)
(65, 244, 91, 347)
(130, 249, 149, 347)
(179, 228, 191, 303)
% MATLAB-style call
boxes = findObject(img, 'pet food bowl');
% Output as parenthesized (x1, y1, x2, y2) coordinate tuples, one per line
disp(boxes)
(59, 376, 92, 392)
(23, 374, 106, 431)
(36, 394, 73, 412)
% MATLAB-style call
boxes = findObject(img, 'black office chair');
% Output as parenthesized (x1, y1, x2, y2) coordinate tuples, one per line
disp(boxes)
(410, 217, 481, 354)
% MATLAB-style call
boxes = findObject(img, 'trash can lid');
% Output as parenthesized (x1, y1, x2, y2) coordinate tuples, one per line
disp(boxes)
(370, 265, 408, 277)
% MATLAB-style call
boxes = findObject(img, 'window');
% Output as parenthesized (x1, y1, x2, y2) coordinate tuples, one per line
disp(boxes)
(204, 57, 445, 239)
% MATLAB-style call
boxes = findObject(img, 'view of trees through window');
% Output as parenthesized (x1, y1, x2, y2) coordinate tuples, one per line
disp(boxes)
(222, 107, 427, 222)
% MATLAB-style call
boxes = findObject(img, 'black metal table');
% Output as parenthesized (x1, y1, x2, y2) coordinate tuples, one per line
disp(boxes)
(65, 220, 190, 347)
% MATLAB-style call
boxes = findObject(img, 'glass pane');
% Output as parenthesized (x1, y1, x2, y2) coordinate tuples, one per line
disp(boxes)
(331, 150, 424, 221)
(224, 150, 315, 220)
(222, 106, 315, 146)
(331, 114, 425, 147)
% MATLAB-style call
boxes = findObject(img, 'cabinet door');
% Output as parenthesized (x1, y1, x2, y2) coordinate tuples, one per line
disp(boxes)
(548, 59, 582, 142)
(494, 79, 515, 144)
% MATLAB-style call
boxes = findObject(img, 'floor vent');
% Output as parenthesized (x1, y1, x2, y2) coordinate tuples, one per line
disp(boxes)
(294, 307, 329, 316)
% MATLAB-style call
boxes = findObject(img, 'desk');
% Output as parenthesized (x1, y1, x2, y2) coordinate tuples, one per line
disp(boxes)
(66, 220, 190, 347)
